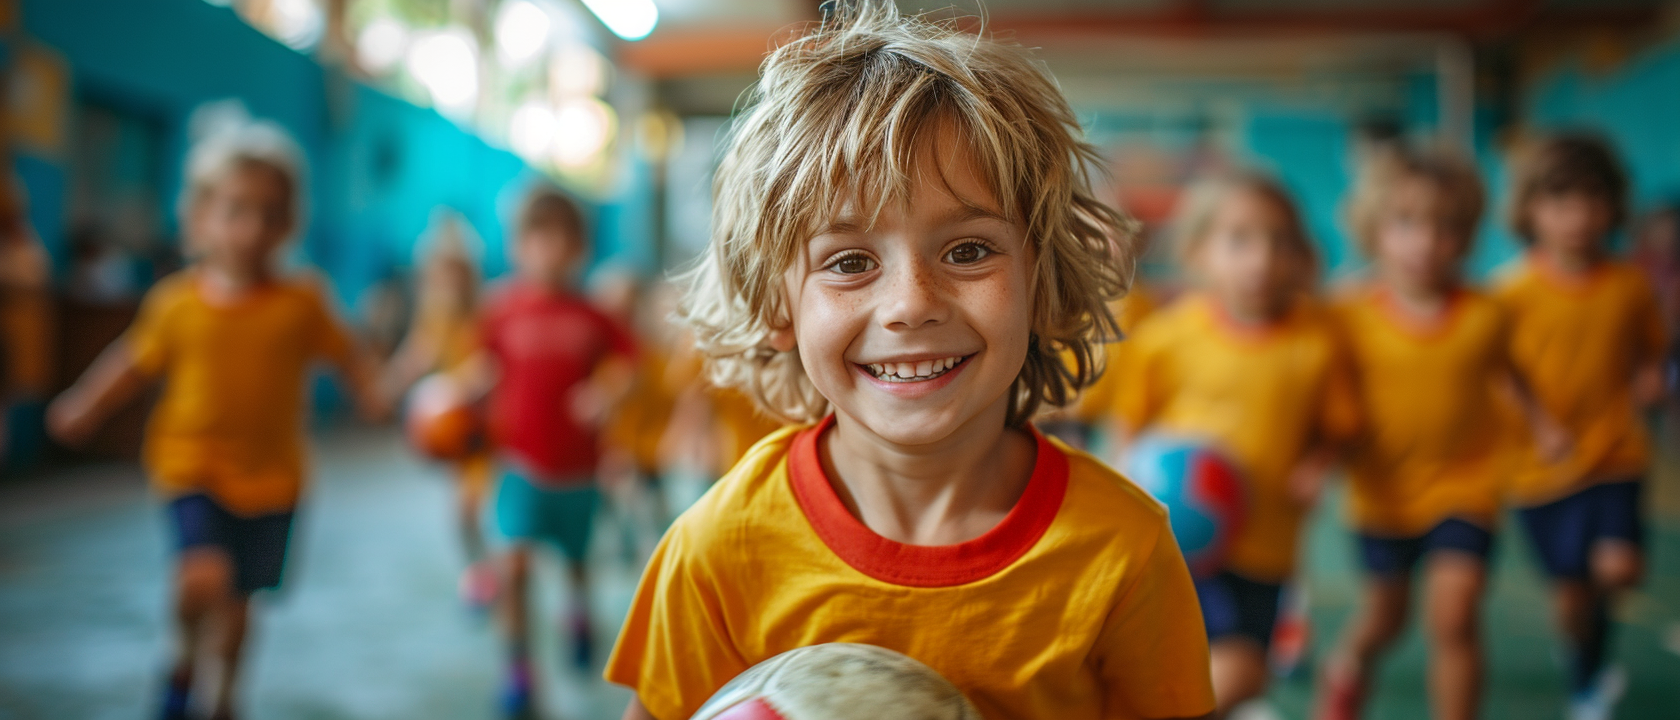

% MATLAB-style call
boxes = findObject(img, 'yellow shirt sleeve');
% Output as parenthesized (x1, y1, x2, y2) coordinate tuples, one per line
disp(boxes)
(1318, 331, 1364, 447)
(1113, 318, 1169, 434)
(1093, 520, 1217, 718)
(604, 519, 748, 720)
(124, 278, 185, 376)
(301, 283, 355, 368)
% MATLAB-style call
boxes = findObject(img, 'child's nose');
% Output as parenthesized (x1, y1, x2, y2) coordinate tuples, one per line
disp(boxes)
(879, 259, 949, 330)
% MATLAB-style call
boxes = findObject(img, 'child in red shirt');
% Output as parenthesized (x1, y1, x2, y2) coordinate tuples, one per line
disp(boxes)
(475, 187, 635, 717)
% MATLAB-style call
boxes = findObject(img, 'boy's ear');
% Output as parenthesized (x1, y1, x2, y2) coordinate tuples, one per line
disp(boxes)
(768, 324, 796, 353)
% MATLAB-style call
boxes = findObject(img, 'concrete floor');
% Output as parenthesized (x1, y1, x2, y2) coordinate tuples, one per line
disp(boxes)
(1, 424, 1677, 719)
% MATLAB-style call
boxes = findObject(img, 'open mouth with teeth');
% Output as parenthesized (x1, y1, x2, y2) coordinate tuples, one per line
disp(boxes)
(859, 355, 971, 383)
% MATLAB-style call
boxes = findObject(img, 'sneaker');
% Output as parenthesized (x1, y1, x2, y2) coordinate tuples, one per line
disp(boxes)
(569, 613, 594, 672)
(159, 671, 191, 720)
(501, 662, 535, 720)
(459, 560, 498, 613)
(1312, 668, 1364, 720)
(1568, 665, 1627, 720)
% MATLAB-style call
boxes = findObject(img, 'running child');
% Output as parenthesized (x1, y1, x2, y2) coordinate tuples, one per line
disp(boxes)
(1495, 133, 1667, 720)
(606, 4, 1215, 719)
(383, 210, 496, 608)
(45, 119, 384, 720)
(1113, 172, 1361, 717)
(472, 185, 636, 718)
(1314, 145, 1533, 720)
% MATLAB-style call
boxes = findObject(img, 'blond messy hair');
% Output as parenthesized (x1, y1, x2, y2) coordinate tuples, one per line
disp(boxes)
(1172, 170, 1318, 287)
(678, 1, 1136, 427)
(1347, 144, 1484, 257)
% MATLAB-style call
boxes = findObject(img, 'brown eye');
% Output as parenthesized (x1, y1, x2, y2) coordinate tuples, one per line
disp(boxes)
(946, 242, 990, 264)
(831, 255, 876, 274)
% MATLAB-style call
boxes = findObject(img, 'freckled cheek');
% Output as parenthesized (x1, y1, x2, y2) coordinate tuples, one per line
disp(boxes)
(794, 285, 868, 382)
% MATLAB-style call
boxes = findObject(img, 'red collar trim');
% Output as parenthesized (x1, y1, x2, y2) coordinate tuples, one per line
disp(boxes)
(787, 415, 1068, 588)
(1205, 295, 1294, 343)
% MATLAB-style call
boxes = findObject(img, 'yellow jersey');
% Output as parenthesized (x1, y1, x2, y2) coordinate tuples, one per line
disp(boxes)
(1493, 257, 1667, 505)
(606, 418, 1215, 720)
(1071, 284, 1161, 423)
(127, 271, 354, 516)
(1332, 286, 1513, 536)
(1115, 294, 1361, 582)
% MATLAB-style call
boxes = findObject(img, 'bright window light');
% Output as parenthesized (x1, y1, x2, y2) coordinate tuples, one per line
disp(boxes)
(407, 28, 480, 114)
(271, 0, 323, 49)
(549, 43, 608, 98)
(577, 0, 658, 41)
(495, 0, 552, 68)
(357, 17, 409, 73)
(508, 100, 559, 161)
(552, 97, 617, 167)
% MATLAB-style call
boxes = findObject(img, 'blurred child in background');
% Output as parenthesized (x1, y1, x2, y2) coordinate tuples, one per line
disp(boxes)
(1495, 133, 1667, 720)
(470, 186, 635, 719)
(45, 119, 384, 720)
(0, 171, 54, 463)
(594, 275, 687, 537)
(1114, 172, 1361, 718)
(382, 210, 495, 608)
(1316, 146, 1535, 720)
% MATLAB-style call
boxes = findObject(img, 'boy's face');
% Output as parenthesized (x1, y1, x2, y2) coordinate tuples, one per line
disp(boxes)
(188, 162, 294, 273)
(777, 144, 1034, 447)
(1529, 188, 1612, 258)
(1374, 177, 1464, 292)
(1193, 188, 1300, 318)
(515, 224, 582, 289)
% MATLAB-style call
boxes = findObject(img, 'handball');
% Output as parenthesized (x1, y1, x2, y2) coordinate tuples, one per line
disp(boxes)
(404, 373, 483, 461)
(693, 643, 981, 720)
(1122, 433, 1246, 577)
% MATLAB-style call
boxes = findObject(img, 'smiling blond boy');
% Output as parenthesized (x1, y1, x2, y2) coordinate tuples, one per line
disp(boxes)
(605, 4, 1215, 719)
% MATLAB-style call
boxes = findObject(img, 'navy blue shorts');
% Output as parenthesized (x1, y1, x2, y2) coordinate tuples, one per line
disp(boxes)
(1359, 518, 1494, 577)
(168, 494, 295, 594)
(1518, 480, 1644, 580)
(1196, 571, 1284, 649)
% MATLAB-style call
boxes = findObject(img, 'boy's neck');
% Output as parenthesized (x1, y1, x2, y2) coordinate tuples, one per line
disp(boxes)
(820, 400, 1035, 547)
(1536, 243, 1601, 277)
(198, 261, 272, 303)
(1380, 274, 1454, 320)
(1213, 293, 1290, 329)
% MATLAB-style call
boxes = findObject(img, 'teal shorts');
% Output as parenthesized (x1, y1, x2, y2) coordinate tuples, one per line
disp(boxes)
(494, 468, 600, 563)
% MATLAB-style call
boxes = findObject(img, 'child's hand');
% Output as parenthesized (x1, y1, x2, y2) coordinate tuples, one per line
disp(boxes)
(1633, 362, 1667, 408)
(1531, 415, 1573, 464)
(1287, 449, 1337, 508)
(46, 393, 100, 448)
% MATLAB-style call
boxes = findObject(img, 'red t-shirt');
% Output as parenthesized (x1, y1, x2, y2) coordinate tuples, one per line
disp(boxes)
(482, 280, 636, 483)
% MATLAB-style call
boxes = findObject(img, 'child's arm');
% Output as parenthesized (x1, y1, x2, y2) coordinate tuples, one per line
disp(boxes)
(1633, 360, 1667, 408)
(1501, 371, 1571, 463)
(46, 341, 154, 447)
(1287, 442, 1342, 508)
(333, 341, 393, 422)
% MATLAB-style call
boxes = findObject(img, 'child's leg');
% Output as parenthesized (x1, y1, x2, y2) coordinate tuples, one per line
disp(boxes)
(172, 549, 234, 682)
(1210, 638, 1271, 717)
(208, 594, 252, 720)
(1524, 481, 1644, 698)
(1315, 530, 1426, 720)
(1197, 572, 1285, 717)
(1422, 552, 1487, 720)
(1319, 573, 1410, 719)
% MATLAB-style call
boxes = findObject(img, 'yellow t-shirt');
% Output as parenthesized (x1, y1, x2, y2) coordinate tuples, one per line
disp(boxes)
(1332, 286, 1513, 536)
(709, 385, 785, 473)
(605, 418, 1215, 720)
(414, 307, 480, 372)
(127, 272, 354, 516)
(1493, 257, 1667, 505)
(1072, 285, 1161, 423)
(604, 348, 678, 473)
(1114, 294, 1361, 582)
